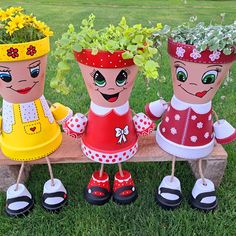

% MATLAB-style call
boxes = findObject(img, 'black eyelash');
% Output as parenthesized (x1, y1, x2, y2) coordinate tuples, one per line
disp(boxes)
(215, 68, 221, 73)
(28, 63, 40, 69)
(174, 64, 180, 68)
(0, 69, 11, 72)
(90, 69, 96, 77)
(124, 68, 130, 74)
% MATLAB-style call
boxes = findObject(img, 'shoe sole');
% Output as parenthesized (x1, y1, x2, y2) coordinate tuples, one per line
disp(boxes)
(189, 195, 218, 212)
(155, 189, 181, 210)
(84, 188, 111, 205)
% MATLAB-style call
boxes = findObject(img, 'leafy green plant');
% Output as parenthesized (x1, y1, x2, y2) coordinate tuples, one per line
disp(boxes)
(0, 6, 53, 44)
(170, 16, 236, 55)
(51, 14, 169, 94)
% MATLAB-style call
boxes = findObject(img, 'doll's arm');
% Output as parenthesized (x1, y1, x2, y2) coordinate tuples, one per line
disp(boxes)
(133, 113, 156, 136)
(145, 99, 168, 121)
(213, 110, 236, 144)
(62, 113, 88, 139)
(50, 102, 73, 124)
(0, 115, 2, 132)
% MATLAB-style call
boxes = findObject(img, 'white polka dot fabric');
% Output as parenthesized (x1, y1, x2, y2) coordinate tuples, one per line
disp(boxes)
(2, 100, 15, 133)
(40, 96, 54, 124)
(20, 101, 38, 122)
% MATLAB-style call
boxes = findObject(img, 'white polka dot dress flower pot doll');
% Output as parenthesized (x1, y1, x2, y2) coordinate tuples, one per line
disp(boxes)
(52, 15, 165, 205)
(0, 7, 72, 216)
(146, 22, 236, 211)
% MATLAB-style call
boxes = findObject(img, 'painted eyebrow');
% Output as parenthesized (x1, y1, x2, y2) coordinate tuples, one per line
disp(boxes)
(28, 60, 40, 67)
(174, 61, 186, 66)
(207, 64, 223, 68)
(0, 65, 10, 69)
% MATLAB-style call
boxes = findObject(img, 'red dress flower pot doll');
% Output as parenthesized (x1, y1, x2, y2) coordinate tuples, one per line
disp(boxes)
(146, 38, 236, 211)
(0, 7, 72, 216)
(63, 50, 155, 205)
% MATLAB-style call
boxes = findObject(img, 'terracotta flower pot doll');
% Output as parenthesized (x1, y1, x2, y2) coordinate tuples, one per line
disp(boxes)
(52, 15, 166, 205)
(146, 22, 236, 211)
(0, 7, 72, 216)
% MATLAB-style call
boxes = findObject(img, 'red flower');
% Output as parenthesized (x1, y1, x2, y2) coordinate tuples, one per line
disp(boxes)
(7, 47, 19, 58)
(26, 45, 37, 56)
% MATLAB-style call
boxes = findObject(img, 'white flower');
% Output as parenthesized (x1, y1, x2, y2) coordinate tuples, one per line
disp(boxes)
(165, 116, 170, 122)
(209, 50, 221, 62)
(190, 49, 201, 59)
(190, 136, 198, 142)
(204, 132, 209, 139)
(197, 122, 203, 129)
(176, 47, 185, 57)
(175, 114, 180, 121)
(170, 127, 177, 135)
(208, 114, 212, 121)
(162, 127, 166, 133)
(191, 115, 197, 120)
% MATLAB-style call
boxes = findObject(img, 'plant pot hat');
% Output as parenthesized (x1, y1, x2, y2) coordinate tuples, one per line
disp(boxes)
(0, 6, 53, 62)
(168, 38, 236, 64)
(74, 49, 134, 68)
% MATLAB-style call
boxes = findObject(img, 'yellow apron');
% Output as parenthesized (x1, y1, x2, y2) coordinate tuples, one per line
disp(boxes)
(0, 98, 62, 161)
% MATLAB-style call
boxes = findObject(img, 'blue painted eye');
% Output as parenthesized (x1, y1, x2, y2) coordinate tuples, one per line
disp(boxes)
(29, 65, 40, 78)
(0, 71, 12, 83)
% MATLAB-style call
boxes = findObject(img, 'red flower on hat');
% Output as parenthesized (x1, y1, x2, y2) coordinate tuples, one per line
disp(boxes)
(26, 45, 37, 56)
(7, 47, 19, 58)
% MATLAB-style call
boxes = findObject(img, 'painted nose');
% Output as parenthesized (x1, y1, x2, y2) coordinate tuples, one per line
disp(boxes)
(18, 80, 27, 83)
(189, 82, 197, 86)
(108, 87, 115, 90)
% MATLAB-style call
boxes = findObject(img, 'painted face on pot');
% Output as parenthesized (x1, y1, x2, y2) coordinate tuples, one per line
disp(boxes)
(0, 55, 47, 103)
(170, 56, 233, 104)
(79, 63, 138, 107)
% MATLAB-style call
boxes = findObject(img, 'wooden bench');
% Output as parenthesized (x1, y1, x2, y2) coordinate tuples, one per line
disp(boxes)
(0, 132, 228, 190)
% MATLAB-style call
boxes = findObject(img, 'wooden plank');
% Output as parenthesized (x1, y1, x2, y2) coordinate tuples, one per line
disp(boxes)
(0, 132, 228, 165)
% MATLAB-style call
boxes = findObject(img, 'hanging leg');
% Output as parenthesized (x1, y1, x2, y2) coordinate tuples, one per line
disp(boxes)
(118, 162, 124, 177)
(42, 156, 67, 212)
(170, 156, 176, 182)
(189, 158, 217, 212)
(99, 163, 104, 178)
(45, 156, 55, 186)
(15, 162, 25, 191)
(198, 159, 207, 186)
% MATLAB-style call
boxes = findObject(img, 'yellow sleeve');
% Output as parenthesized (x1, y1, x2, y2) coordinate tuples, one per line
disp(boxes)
(50, 103, 73, 124)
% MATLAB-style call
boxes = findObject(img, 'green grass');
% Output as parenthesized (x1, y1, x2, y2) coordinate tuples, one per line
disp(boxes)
(1, 0, 236, 235)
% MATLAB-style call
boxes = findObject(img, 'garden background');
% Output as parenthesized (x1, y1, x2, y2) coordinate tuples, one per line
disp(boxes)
(0, 0, 236, 235)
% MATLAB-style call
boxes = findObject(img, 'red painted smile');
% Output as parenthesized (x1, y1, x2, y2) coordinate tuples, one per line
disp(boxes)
(7, 82, 38, 95)
(101, 92, 120, 103)
(195, 91, 208, 98)
(16, 87, 33, 94)
(178, 84, 212, 98)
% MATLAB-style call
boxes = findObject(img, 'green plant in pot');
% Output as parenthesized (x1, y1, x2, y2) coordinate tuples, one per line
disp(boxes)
(52, 14, 168, 205)
(146, 18, 236, 211)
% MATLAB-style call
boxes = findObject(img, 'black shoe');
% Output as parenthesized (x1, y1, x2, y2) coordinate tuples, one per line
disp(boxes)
(113, 186, 138, 205)
(190, 191, 218, 212)
(84, 186, 111, 205)
(42, 191, 68, 212)
(155, 187, 182, 210)
(6, 195, 34, 217)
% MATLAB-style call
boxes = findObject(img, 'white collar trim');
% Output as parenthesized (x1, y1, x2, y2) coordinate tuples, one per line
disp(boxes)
(171, 95, 212, 114)
(90, 101, 129, 115)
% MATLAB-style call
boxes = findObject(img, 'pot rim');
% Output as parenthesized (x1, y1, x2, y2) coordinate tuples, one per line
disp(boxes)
(0, 36, 50, 62)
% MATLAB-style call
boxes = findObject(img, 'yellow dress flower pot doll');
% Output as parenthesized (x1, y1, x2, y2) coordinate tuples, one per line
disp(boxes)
(0, 7, 72, 216)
